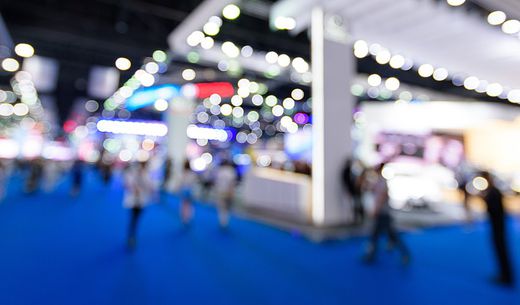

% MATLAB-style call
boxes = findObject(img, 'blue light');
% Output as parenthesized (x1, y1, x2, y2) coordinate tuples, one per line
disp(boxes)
(125, 84, 181, 111)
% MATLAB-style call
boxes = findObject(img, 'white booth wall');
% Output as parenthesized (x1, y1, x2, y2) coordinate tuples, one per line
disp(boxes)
(358, 101, 520, 173)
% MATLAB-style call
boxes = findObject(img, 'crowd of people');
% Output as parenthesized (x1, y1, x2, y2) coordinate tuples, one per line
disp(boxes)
(121, 156, 239, 249)
(0, 154, 515, 286)
(0, 154, 240, 250)
(342, 158, 515, 286)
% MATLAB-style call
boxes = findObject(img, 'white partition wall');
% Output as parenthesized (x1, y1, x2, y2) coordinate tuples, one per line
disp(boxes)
(311, 8, 354, 226)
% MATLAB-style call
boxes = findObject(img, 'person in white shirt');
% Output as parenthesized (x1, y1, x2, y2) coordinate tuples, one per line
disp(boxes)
(123, 161, 152, 248)
(214, 160, 237, 228)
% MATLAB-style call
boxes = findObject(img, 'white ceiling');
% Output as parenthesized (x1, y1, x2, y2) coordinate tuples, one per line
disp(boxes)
(272, 0, 520, 90)
(474, 0, 520, 21)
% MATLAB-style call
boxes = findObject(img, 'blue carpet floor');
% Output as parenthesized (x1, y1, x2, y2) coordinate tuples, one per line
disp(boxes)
(0, 170, 518, 305)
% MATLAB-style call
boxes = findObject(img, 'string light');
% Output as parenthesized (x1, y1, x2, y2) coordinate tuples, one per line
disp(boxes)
(418, 64, 434, 78)
(222, 4, 240, 20)
(502, 19, 520, 34)
(14, 43, 35, 58)
(447, 0, 465, 7)
(488, 11, 506, 26)
(1, 58, 19, 72)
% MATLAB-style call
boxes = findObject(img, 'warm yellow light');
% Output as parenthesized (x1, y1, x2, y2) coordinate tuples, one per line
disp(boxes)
(115, 57, 131, 71)
(385, 77, 400, 91)
(418, 64, 434, 78)
(367, 74, 381, 86)
(463, 76, 479, 90)
(203, 22, 220, 36)
(488, 11, 506, 26)
(472, 176, 488, 191)
(220, 104, 232, 116)
(486, 83, 503, 97)
(502, 19, 520, 34)
(154, 99, 169, 111)
(274, 16, 296, 30)
(222, 4, 240, 20)
(291, 88, 304, 100)
(433, 68, 449, 81)
(447, 0, 465, 7)
(1, 58, 19, 72)
(375, 49, 391, 65)
(182, 69, 196, 81)
(15, 43, 35, 58)
(353, 40, 369, 58)
(389, 55, 405, 69)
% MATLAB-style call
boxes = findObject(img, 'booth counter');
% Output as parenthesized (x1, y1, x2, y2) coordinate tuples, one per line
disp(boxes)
(242, 167, 312, 224)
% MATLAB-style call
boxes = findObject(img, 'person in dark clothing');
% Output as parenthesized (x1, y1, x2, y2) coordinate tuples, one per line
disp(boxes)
(162, 158, 173, 191)
(70, 159, 83, 196)
(100, 162, 112, 185)
(25, 158, 43, 194)
(363, 163, 410, 265)
(479, 171, 514, 285)
(342, 159, 365, 225)
(455, 165, 473, 224)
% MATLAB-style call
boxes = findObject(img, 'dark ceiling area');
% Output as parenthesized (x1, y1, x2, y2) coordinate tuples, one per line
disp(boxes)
(0, 0, 506, 121)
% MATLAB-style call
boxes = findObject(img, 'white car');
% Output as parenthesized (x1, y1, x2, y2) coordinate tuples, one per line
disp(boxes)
(382, 161, 457, 211)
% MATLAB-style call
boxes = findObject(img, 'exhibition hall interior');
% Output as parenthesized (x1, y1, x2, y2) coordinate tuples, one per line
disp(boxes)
(0, 0, 520, 304)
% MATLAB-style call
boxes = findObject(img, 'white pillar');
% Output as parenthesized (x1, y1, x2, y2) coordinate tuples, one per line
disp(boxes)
(311, 7, 354, 226)
(165, 97, 194, 190)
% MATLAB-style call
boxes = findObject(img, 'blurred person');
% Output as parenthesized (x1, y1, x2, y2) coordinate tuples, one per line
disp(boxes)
(100, 162, 112, 185)
(0, 161, 7, 202)
(200, 163, 215, 201)
(123, 161, 153, 249)
(70, 159, 83, 196)
(25, 158, 43, 194)
(342, 158, 365, 225)
(363, 163, 410, 265)
(479, 171, 514, 286)
(456, 164, 473, 224)
(214, 160, 237, 229)
(98, 149, 113, 186)
(162, 157, 173, 191)
(179, 160, 196, 227)
(42, 160, 61, 193)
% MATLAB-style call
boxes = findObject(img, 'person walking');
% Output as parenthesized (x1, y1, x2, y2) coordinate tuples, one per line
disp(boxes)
(179, 160, 197, 227)
(123, 161, 152, 249)
(214, 160, 237, 229)
(479, 171, 514, 286)
(363, 163, 410, 265)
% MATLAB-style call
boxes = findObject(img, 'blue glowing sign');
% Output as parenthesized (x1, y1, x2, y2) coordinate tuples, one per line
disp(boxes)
(125, 84, 181, 111)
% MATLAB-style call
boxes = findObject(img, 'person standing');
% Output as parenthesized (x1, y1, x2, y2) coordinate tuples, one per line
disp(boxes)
(162, 158, 173, 191)
(25, 158, 43, 194)
(179, 160, 197, 227)
(363, 163, 410, 265)
(0, 161, 7, 202)
(123, 161, 152, 249)
(214, 160, 237, 229)
(70, 159, 83, 196)
(342, 159, 365, 225)
(456, 164, 473, 224)
(479, 171, 514, 285)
